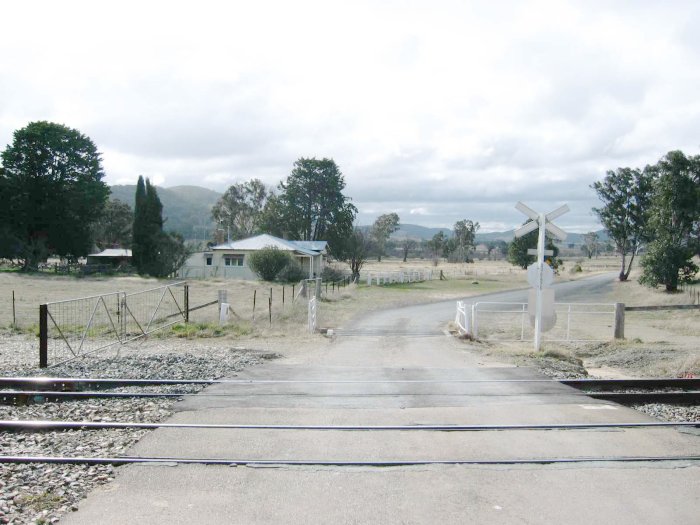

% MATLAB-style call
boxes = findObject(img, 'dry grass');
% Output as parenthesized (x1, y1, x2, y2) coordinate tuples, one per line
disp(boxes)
(1, 258, 697, 378)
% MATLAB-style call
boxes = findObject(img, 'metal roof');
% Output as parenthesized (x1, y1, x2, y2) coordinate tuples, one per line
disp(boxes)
(212, 234, 323, 257)
(290, 240, 328, 252)
(88, 249, 132, 257)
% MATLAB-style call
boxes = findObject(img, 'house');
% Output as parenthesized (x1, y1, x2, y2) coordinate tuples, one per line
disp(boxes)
(86, 248, 132, 268)
(177, 234, 328, 280)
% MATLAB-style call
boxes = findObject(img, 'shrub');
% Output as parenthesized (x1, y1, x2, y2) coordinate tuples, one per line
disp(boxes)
(247, 246, 293, 281)
(276, 259, 307, 283)
(321, 266, 345, 282)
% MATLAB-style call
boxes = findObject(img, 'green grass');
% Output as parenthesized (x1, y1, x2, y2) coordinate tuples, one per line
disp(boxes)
(165, 321, 253, 338)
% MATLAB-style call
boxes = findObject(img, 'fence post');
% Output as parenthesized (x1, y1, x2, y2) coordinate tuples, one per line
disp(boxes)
(614, 303, 625, 339)
(471, 304, 478, 338)
(12, 290, 16, 329)
(39, 304, 48, 368)
(184, 284, 189, 323)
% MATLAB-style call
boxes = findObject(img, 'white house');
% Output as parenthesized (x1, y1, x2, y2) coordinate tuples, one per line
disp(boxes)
(177, 234, 327, 280)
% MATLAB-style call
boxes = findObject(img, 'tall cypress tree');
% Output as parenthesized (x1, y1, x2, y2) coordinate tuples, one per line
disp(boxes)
(132, 176, 188, 277)
(132, 176, 148, 273)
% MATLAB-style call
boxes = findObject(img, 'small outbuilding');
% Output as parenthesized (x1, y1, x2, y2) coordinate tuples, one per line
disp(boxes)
(86, 248, 133, 268)
(177, 234, 327, 280)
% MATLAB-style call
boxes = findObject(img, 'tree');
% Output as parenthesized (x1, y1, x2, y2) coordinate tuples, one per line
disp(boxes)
(486, 240, 507, 260)
(401, 238, 416, 262)
(92, 199, 133, 250)
(0, 121, 109, 269)
(591, 167, 653, 281)
(335, 228, 370, 281)
(132, 176, 188, 277)
(371, 213, 400, 261)
(507, 224, 560, 270)
(453, 219, 480, 262)
(639, 151, 700, 291)
(260, 158, 357, 255)
(132, 176, 149, 272)
(581, 232, 600, 259)
(211, 179, 269, 241)
(428, 231, 446, 258)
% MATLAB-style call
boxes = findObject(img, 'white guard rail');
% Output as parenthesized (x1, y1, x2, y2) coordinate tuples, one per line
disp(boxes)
(455, 301, 471, 336)
(464, 302, 616, 342)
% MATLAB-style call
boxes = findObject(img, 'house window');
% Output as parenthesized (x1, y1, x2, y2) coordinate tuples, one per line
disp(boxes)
(205, 256, 212, 266)
(224, 254, 244, 267)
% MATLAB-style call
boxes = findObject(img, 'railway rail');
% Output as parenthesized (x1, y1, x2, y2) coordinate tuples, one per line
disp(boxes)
(2, 376, 697, 467)
(1, 454, 698, 467)
(1, 377, 698, 405)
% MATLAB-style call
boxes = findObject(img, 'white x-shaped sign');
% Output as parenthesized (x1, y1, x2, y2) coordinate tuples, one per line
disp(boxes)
(514, 202, 569, 241)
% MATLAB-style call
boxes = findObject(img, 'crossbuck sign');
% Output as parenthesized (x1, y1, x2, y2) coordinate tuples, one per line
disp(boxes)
(514, 201, 569, 351)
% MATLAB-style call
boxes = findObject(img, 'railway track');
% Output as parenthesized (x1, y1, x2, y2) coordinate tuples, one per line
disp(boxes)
(2, 376, 697, 467)
(1, 377, 698, 405)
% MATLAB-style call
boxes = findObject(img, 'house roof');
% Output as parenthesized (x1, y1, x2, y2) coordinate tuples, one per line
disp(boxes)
(290, 240, 328, 252)
(212, 234, 324, 257)
(88, 249, 132, 258)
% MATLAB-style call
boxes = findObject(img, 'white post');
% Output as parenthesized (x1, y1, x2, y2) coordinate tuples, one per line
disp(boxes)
(534, 212, 546, 352)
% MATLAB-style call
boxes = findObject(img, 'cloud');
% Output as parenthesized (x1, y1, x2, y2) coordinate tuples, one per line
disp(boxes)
(1, 0, 699, 233)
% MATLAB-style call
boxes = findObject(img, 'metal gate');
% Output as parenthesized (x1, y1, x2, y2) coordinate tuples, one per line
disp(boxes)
(39, 282, 188, 367)
(464, 301, 616, 342)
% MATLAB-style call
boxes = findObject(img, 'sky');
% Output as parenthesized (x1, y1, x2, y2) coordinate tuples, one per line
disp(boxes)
(1, 0, 699, 233)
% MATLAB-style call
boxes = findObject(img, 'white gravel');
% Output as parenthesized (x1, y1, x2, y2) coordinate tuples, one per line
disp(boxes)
(0, 334, 273, 524)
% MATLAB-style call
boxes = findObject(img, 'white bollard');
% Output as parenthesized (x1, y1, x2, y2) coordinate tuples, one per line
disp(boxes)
(219, 303, 230, 324)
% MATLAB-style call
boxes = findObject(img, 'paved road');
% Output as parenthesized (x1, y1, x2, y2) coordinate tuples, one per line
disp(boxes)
(64, 273, 699, 524)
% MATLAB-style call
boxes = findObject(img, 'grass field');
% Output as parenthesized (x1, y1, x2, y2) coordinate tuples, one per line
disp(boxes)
(1, 256, 697, 377)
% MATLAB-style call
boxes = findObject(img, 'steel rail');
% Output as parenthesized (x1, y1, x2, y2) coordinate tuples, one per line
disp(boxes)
(1, 390, 699, 405)
(1, 377, 697, 390)
(0, 454, 698, 466)
(1, 420, 698, 431)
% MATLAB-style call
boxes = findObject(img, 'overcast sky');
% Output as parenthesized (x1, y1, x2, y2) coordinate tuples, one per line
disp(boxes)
(2, 0, 699, 233)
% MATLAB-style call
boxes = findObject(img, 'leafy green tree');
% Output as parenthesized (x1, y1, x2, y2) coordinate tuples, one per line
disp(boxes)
(428, 231, 446, 258)
(247, 246, 293, 281)
(486, 240, 508, 260)
(453, 219, 480, 262)
(371, 212, 400, 261)
(581, 232, 600, 259)
(401, 238, 416, 262)
(260, 158, 357, 255)
(92, 199, 133, 250)
(212, 179, 269, 241)
(335, 228, 370, 281)
(591, 167, 653, 281)
(507, 224, 560, 270)
(639, 151, 700, 291)
(0, 121, 109, 269)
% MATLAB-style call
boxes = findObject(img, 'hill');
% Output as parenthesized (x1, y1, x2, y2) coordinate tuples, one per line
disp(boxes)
(388, 225, 608, 246)
(108, 185, 221, 240)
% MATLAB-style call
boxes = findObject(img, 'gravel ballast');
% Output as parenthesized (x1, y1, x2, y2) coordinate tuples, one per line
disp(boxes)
(0, 335, 272, 524)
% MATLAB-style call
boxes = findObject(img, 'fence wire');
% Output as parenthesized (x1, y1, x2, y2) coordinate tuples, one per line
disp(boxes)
(43, 292, 125, 366)
(41, 283, 187, 367)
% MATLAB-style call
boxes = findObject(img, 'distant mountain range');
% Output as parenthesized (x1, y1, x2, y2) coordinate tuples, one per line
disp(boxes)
(391, 224, 607, 246)
(107, 184, 607, 245)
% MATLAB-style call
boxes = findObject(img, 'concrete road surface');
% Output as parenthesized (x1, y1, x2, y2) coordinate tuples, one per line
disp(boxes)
(63, 273, 699, 524)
